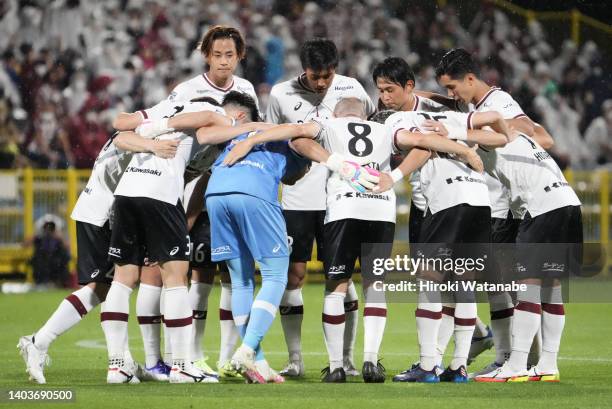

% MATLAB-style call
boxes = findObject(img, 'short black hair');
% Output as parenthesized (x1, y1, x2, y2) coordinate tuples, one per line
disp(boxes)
(368, 110, 397, 124)
(372, 57, 415, 87)
(222, 91, 260, 122)
(190, 96, 221, 106)
(435, 48, 480, 79)
(299, 38, 338, 71)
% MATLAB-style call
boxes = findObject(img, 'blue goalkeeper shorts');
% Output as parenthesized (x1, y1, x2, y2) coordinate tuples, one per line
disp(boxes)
(206, 193, 290, 262)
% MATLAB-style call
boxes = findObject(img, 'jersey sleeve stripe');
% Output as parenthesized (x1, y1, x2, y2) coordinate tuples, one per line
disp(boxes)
(139, 110, 148, 120)
(513, 113, 528, 119)
(393, 128, 405, 151)
(467, 111, 474, 130)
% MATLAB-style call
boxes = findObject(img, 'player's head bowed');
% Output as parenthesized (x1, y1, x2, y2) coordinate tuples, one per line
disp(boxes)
(435, 48, 482, 105)
(222, 91, 260, 123)
(300, 38, 338, 94)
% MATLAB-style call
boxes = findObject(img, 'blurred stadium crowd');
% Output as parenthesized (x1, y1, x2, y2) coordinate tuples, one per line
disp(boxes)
(0, 0, 610, 170)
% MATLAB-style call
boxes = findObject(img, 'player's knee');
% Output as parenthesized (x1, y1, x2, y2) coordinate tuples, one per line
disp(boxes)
(287, 262, 306, 289)
(159, 260, 189, 287)
(286, 273, 303, 290)
(140, 265, 163, 286)
(113, 265, 139, 288)
(231, 277, 254, 291)
(289, 261, 307, 277)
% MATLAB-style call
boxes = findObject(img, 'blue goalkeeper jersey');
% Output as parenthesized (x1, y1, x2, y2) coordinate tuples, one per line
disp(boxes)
(205, 132, 310, 206)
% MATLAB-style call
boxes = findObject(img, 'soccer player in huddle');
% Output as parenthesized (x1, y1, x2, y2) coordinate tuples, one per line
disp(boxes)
(387, 108, 512, 383)
(372, 57, 491, 368)
(101, 96, 231, 384)
(434, 49, 581, 382)
(423, 48, 553, 374)
(194, 95, 312, 383)
(266, 37, 375, 377)
(167, 25, 259, 376)
(18, 130, 179, 384)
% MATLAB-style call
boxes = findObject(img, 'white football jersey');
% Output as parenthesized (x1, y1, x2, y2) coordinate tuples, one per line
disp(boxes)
(114, 100, 225, 205)
(405, 96, 447, 212)
(470, 87, 528, 218)
(386, 111, 490, 214)
(315, 117, 396, 224)
(267, 74, 375, 211)
(71, 135, 132, 226)
(480, 134, 581, 218)
(167, 73, 259, 107)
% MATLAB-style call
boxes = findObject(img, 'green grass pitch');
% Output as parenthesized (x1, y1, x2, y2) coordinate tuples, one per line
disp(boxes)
(1, 283, 612, 409)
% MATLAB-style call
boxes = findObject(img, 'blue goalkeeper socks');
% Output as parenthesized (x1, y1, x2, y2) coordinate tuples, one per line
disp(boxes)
(226, 256, 289, 360)
(242, 256, 289, 351)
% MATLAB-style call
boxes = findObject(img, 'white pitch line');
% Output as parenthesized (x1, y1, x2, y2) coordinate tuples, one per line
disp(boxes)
(75, 339, 612, 363)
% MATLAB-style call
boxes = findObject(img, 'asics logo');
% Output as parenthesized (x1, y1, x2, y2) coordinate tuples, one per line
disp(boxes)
(192, 311, 206, 319)
(294, 102, 302, 110)
(272, 244, 281, 253)
(170, 247, 179, 256)
(90, 269, 100, 278)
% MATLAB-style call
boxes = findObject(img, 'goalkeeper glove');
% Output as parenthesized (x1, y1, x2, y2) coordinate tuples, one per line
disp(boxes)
(325, 153, 380, 193)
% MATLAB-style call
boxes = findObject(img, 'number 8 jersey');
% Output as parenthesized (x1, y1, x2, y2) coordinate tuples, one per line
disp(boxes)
(313, 117, 397, 224)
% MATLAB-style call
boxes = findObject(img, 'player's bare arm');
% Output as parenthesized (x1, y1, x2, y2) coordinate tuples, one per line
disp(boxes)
(113, 131, 179, 159)
(506, 115, 535, 137)
(113, 112, 142, 131)
(135, 111, 234, 139)
(414, 90, 457, 109)
(290, 137, 331, 164)
(395, 130, 483, 172)
(533, 123, 554, 149)
(221, 122, 321, 166)
(469, 111, 511, 137)
(196, 119, 272, 145)
(421, 112, 510, 148)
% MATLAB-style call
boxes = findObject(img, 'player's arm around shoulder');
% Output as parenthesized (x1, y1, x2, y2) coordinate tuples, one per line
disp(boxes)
(113, 131, 179, 159)
(221, 122, 322, 166)
(419, 111, 509, 149)
(394, 129, 483, 173)
(112, 112, 143, 131)
(112, 99, 175, 131)
(414, 90, 461, 110)
(533, 123, 554, 149)
(195, 119, 270, 145)
(466, 111, 512, 148)
(394, 127, 470, 154)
